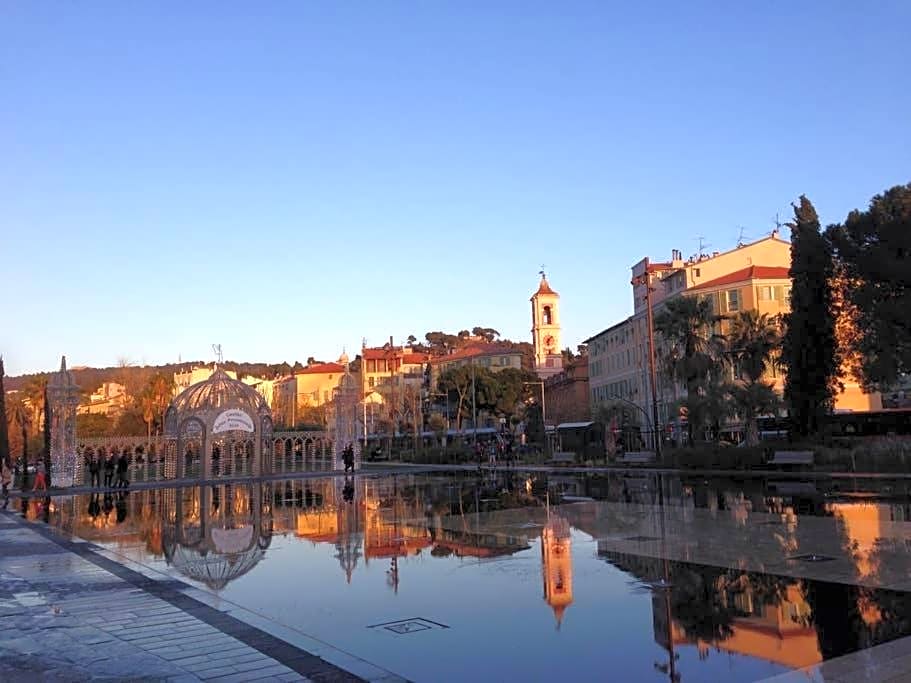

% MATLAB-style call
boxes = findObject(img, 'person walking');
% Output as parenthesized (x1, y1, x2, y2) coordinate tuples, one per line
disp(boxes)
(33, 461, 47, 492)
(103, 452, 115, 488)
(1, 460, 12, 510)
(88, 455, 101, 488)
(115, 451, 129, 488)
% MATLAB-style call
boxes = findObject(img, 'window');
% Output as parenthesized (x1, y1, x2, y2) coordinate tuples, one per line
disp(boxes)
(694, 268, 701, 277)
(543, 306, 552, 325)
(368, 377, 375, 388)
(758, 286, 772, 301)
(784, 286, 792, 304)
(727, 289, 740, 312)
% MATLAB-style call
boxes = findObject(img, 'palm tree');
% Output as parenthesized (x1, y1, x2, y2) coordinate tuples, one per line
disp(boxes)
(150, 373, 173, 434)
(722, 310, 783, 445)
(655, 295, 722, 442)
(8, 397, 31, 481)
(22, 375, 49, 435)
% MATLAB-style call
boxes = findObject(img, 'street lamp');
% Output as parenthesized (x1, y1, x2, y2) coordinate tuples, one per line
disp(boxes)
(631, 261, 662, 458)
(522, 381, 546, 425)
(605, 396, 653, 430)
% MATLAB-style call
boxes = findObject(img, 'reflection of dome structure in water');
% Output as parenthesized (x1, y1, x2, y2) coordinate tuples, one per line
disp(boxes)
(162, 483, 273, 591)
(166, 525, 271, 591)
(170, 369, 269, 416)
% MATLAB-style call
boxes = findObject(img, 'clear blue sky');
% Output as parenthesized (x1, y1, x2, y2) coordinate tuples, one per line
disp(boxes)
(2, 2, 909, 376)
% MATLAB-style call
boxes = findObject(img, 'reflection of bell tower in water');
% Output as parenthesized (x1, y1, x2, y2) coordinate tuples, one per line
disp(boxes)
(531, 271, 563, 379)
(542, 512, 573, 628)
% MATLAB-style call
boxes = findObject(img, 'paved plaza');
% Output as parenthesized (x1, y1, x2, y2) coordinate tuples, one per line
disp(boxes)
(0, 509, 391, 682)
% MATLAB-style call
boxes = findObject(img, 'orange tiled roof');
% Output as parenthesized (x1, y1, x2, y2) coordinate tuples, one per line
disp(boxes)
(535, 276, 559, 297)
(430, 343, 520, 364)
(688, 266, 790, 292)
(362, 347, 429, 362)
(295, 362, 346, 375)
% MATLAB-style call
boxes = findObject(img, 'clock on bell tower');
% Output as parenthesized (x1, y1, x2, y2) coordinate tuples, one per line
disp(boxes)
(531, 271, 563, 379)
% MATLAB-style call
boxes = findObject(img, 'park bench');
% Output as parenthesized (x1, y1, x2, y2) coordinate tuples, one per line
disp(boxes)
(615, 451, 656, 465)
(547, 451, 576, 466)
(767, 450, 814, 467)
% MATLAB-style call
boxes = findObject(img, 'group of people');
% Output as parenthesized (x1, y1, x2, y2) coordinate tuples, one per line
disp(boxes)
(0, 459, 48, 503)
(87, 451, 130, 489)
(474, 436, 516, 469)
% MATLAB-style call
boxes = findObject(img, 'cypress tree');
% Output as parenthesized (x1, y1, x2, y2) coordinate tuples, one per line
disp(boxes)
(43, 387, 52, 488)
(782, 196, 838, 438)
(0, 356, 9, 468)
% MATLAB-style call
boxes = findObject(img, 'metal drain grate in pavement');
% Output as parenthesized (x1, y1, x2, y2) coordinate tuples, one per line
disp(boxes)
(788, 554, 836, 563)
(369, 618, 449, 635)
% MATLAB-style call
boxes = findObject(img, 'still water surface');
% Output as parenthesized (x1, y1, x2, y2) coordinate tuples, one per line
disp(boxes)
(32, 471, 911, 682)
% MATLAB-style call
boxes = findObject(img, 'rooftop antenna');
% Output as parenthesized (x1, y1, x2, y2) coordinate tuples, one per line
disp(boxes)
(212, 343, 223, 368)
(772, 212, 785, 236)
(737, 226, 749, 247)
(539, 264, 547, 279)
(696, 236, 710, 258)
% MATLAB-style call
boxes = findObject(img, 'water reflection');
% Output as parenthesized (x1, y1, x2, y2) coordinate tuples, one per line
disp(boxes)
(39, 471, 911, 680)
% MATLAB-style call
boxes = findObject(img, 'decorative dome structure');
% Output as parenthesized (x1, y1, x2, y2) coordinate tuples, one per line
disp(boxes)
(170, 369, 270, 416)
(164, 367, 274, 480)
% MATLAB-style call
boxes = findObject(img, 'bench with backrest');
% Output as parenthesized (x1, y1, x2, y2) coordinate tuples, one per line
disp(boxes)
(767, 450, 814, 467)
(547, 451, 576, 465)
(615, 451, 656, 465)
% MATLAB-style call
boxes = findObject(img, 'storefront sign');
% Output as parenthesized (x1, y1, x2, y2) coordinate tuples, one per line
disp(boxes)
(213, 408, 255, 434)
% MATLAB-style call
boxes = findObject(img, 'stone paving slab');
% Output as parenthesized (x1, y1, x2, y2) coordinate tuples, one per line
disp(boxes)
(759, 632, 911, 682)
(0, 510, 371, 682)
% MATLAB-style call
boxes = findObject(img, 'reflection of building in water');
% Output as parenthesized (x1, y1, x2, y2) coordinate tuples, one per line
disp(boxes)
(827, 501, 892, 626)
(603, 551, 822, 670)
(51, 474, 537, 592)
(661, 582, 821, 670)
(827, 502, 887, 579)
(541, 512, 573, 628)
(363, 480, 432, 561)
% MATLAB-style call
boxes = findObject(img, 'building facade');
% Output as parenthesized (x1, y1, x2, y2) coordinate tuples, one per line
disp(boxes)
(429, 342, 524, 388)
(78, 381, 128, 416)
(272, 357, 350, 427)
(544, 356, 590, 425)
(587, 233, 881, 435)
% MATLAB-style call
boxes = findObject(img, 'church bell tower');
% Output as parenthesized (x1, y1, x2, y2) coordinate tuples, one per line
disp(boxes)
(531, 271, 563, 379)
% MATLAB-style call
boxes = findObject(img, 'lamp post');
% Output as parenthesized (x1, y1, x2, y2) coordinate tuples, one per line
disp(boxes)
(523, 381, 546, 449)
(607, 396, 654, 430)
(632, 262, 662, 458)
(427, 392, 450, 429)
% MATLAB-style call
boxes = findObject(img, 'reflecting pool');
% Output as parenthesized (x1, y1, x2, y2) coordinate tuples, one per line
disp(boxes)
(31, 471, 911, 682)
